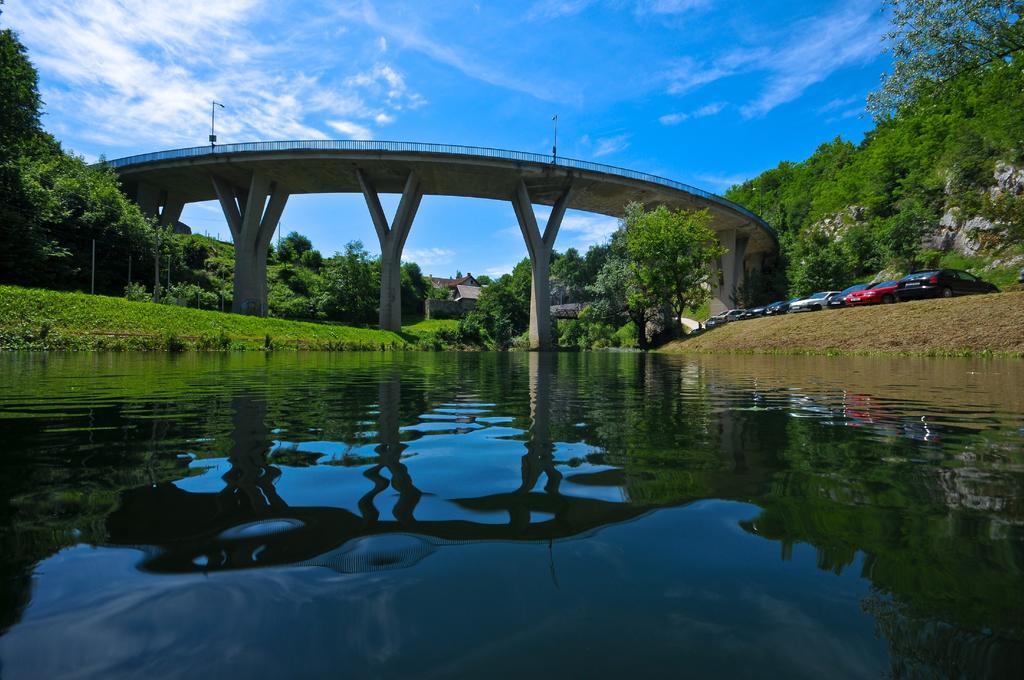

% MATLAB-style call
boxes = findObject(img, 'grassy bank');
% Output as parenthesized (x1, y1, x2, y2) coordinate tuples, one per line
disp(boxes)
(662, 291, 1024, 357)
(0, 286, 428, 351)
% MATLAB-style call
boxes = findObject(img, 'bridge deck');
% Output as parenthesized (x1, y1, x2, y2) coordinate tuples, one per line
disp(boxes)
(108, 140, 776, 252)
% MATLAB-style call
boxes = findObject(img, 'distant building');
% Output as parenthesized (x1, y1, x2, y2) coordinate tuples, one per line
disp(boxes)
(429, 273, 482, 291)
(454, 284, 481, 302)
(425, 272, 484, 319)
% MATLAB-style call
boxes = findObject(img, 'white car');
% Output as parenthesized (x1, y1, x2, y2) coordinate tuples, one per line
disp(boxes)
(789, 291, 842, 312)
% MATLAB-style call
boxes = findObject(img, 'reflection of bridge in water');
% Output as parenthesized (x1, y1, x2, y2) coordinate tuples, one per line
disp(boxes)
(106, 354, 667, 573)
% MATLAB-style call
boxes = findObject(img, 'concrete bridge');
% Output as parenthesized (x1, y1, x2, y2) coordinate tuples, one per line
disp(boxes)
(107, 140, 777, 348)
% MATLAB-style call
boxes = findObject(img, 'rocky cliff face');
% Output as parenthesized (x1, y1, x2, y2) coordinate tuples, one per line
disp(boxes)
(924, 161, 1023, 255)
(814, 206, 866, 241)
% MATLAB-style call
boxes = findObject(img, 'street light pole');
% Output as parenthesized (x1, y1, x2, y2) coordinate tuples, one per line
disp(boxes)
(552, 114, 558, 163)
(210, 101, 225, 149)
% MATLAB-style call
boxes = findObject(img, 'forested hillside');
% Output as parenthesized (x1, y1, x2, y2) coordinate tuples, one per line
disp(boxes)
(726, 59, 1024, 301)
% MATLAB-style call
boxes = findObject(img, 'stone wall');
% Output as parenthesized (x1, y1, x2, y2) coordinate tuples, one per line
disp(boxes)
(425, 298, 476, 319)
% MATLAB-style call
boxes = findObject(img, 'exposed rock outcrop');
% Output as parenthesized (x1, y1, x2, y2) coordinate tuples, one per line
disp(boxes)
(923, 162, 1021, 255)
(815, 206, 866, 240)
(991, 161, 1024, 199)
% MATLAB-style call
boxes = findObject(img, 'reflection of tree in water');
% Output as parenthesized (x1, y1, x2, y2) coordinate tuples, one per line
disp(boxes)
(861, 591, 1024, 677)
(739, 411, 1024, 676)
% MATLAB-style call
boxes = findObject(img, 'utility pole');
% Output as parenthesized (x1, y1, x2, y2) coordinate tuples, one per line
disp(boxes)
(128, 251, 132, 286)
(91, 239, 95, 294)
(210, 101, 225, 149)
(153, 238, 160, 302)
(552, 114, 558, 163)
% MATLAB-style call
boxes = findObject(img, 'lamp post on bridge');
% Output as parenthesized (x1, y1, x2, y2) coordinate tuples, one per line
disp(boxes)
(210, 101, 225, 150)
(552, 114, 558, 164)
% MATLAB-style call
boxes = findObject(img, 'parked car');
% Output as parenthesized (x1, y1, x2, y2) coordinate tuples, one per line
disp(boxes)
(724, 309, 746, 322)
(765, 298, 799, 315)
(745, 305, 767, 318)
(789, 291, 842, 312)
(895, 269, 999, 301)
(828, 283, 872, 309)
(705, 313, 728, 329)
(845, 280, 900, 306)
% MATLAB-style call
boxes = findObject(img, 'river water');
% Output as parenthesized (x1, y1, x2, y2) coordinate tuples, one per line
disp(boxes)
(0, 352, 1021, 678)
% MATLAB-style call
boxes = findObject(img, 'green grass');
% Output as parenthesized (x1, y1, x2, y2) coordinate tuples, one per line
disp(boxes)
(402, 318, 461, 335)
(0, 285, 411, 351)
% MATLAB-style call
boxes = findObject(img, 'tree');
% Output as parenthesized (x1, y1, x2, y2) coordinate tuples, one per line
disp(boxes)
(277, 231, 313, 263)
(786, 229, 853, 296)
(315, 241, 378, 322)
(879, 200, 930, 270)
(587, 228, 661, 349)
(400, 261, 429, 316)
(0, 16, 41, 155)
(551, 247, 587, 301)
(868, 0, 1024, 115)
(623, 203, 726, 334)
(460, 258, 531, 349)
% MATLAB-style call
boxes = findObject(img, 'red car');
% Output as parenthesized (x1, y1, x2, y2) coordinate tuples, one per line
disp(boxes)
(844, 280, 899, 306)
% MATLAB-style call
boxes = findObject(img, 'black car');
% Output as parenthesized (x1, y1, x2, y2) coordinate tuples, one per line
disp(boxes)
(765, 298, 799, 315)
(895, 269, 999, 301)
(827, 283, 872, 309)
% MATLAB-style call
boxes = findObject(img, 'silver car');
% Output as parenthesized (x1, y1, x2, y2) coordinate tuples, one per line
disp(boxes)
(789, 291, 842, 312)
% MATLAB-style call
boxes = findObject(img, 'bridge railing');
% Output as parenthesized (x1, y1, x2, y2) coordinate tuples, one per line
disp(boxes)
(105, 139, 771, 234)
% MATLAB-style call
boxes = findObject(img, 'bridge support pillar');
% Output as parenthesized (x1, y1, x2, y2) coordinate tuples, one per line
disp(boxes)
(709, 230, 753, 314)
(511, 180, 573, 350)
(358, 170, 423, 332)
(134, 182, 185, 228)
(212, 173, 288, 316)
(710, 228, 736, 315)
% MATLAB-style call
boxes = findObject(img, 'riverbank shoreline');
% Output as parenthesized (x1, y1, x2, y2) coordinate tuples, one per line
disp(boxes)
(0, 286, 461, 351)
(660, 291, 1024, 358)
(5, 285, 1023, 357)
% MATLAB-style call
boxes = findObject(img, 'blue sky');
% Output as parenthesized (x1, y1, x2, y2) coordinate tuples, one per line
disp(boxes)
(5, 0, 890, 277)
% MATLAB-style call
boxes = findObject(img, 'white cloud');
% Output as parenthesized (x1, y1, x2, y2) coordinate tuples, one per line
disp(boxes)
(662, 1, 885, 117)
(559, 214, 619, 248)
(484, 263, 518, 277)
(664, 49, 767, 95)
(403, 247, 456, 266)
(659, 101, 725, 125)
(4, 1, 421, 151)
(636, 0, 714, 15)
(817, 95, 861, 113)
(592, 134, 630, 158)
(531, 208, 619, 249)
(692, 172, 754, 192)
(327, 120, 373, 139)
(526, 0, 596, 20)
(739, 5, 885, 118)
(337, 2, 579, 104)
